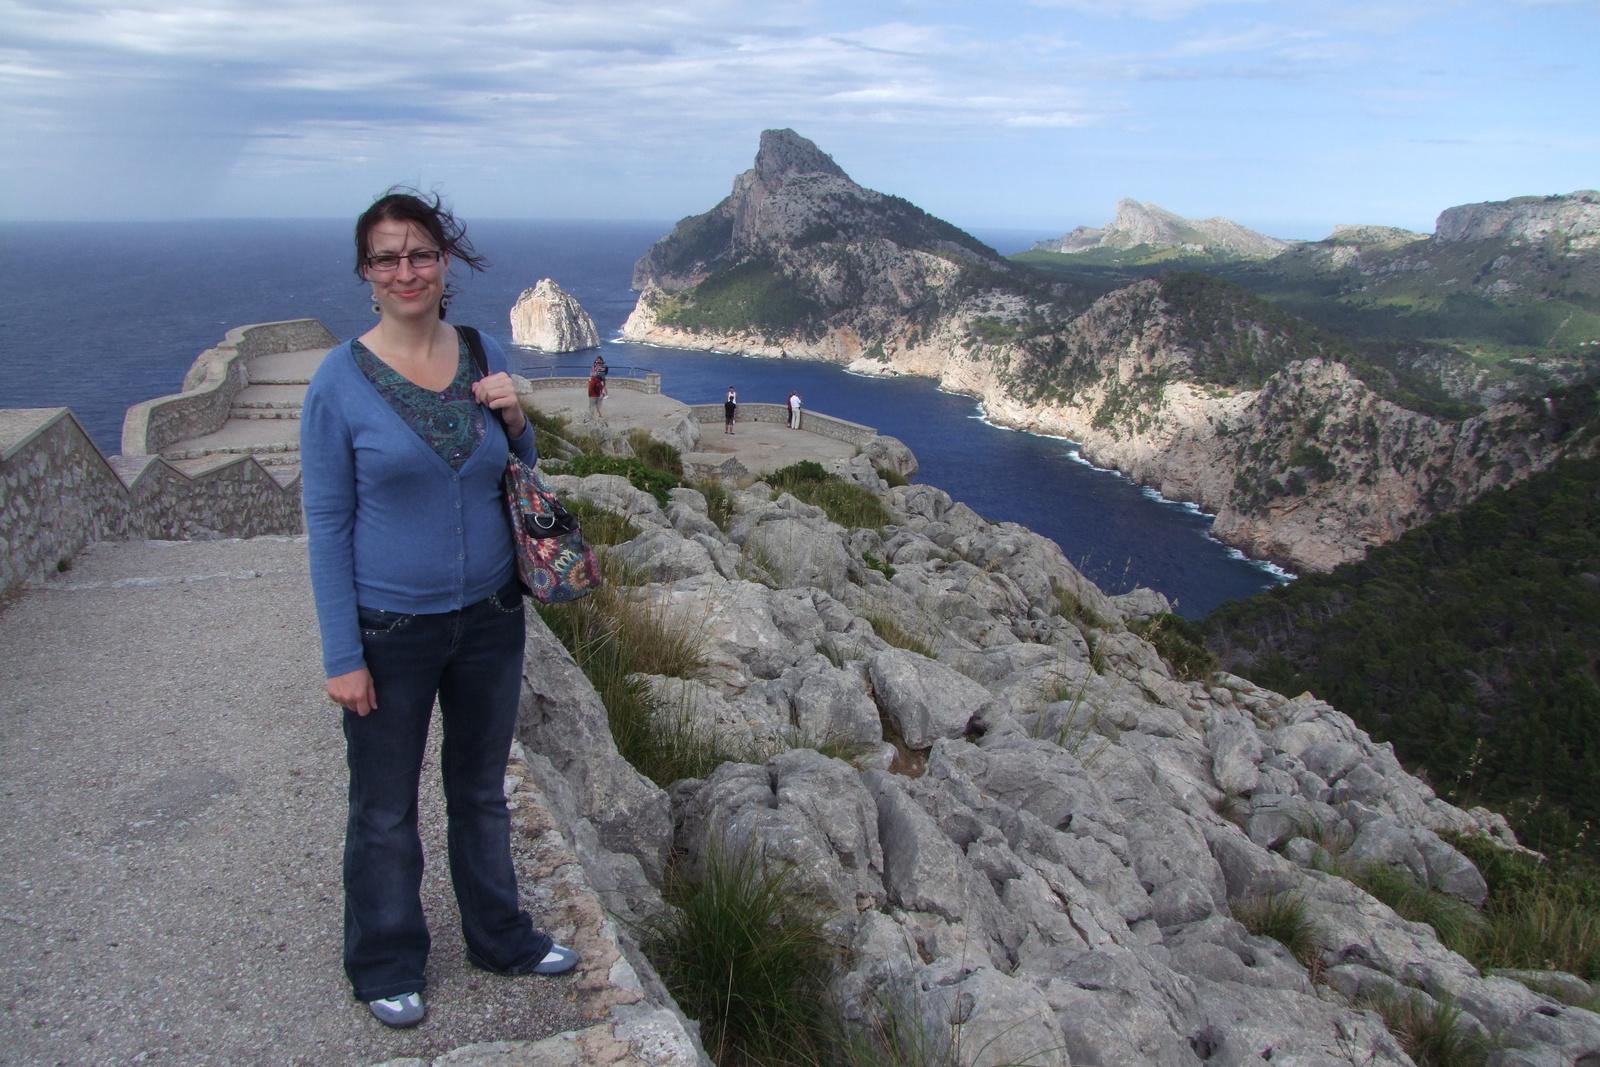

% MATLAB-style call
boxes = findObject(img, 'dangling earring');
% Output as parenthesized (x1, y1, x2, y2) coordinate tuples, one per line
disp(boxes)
(439, 295, 451, 312)
(371, 299, 381, 315)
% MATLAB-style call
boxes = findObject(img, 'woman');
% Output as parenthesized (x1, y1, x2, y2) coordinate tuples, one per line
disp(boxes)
(301, 189, 577, 1030)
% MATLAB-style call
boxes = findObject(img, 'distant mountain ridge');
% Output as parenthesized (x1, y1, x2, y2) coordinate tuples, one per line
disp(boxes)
(1033, 199, 1294, 259)
(623, 130, 1600, 572)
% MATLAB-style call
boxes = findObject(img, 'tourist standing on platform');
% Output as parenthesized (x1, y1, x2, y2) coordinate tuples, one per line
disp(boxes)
(591, 353, 608, 382)
(724, 386, 738, 434)
(301, 188, 578, 1032)
(788, 391, 802, 430)
(588, 370, 606, 417)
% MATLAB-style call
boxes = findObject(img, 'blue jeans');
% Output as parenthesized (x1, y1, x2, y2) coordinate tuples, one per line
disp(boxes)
(342, 577, 551, 1001)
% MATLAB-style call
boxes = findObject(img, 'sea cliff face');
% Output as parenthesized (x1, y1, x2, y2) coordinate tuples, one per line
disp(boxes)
(622, 131, 1594, 572)
(511, 278, 601, 352)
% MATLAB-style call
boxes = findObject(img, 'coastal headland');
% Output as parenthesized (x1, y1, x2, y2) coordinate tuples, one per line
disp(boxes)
(4, 326, 1597, 1067)
(621, 130, 1600, 574)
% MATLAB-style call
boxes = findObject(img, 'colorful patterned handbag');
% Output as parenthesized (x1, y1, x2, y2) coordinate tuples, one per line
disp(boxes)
(460, 327, 600, 604)
(503, 456, 600, 603)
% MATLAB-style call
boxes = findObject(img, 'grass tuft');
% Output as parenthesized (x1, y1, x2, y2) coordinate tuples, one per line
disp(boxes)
(865, 611, 934, 659)
(1356, 989, 1489, 1067)
(1231, 892, 1324, 977)
(563, 500, 639, 547)
(1345, 863, 1487, 959)
(643, 843, 834, 1067)
(626, 428, 684, 478)
(535, 556, 724, 786)
(693, 479, 735, 530)
(876, 466, 910, 488)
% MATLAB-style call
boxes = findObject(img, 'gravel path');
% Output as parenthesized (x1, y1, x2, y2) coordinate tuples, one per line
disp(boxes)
(0, 536, 587, 1066)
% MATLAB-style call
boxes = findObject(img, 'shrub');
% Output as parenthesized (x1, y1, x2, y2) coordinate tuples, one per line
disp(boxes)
(862, 552, 897, 581)
(643, 844, 834, 1067)
(549, 453, 680, 506)
(1446, 831, 1600, 979)
(876, 465, 909, 488)
(766, 462, 893, 529)
(1131, 613, 1218, 682)
(626, 428, 684, 478)
(1356, 989, 1489, 1067)
(1231, 892, 1323, 976)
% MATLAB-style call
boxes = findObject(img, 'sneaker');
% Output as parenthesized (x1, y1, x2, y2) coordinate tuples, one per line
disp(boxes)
(368, 991, 425, 1028)
(533, 943, 579, 975)
(466, 942, 579, 976)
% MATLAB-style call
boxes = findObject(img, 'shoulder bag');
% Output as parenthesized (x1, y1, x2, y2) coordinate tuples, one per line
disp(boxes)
(460, 326, 600, 604)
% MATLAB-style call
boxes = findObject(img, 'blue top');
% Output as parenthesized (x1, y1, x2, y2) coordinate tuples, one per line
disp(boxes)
(301, 330, 536, 677)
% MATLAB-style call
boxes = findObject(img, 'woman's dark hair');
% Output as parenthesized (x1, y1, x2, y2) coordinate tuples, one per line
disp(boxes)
(354, 187, 487, 318)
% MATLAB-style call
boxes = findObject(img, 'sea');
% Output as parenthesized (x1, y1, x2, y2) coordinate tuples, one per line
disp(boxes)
(0, 219, 1289, 618)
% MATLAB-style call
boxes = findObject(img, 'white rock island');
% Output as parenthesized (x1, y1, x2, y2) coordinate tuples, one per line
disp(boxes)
(510, 278, 600, 352)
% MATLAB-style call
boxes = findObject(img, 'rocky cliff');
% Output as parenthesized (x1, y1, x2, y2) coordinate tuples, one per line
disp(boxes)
(520, 457, 1600, 1067)
(1436, 189, 1600, 248)
(1034, 199, 1294, 258)
(623, 131, 1598, 572)
(511, 278, 601, 352)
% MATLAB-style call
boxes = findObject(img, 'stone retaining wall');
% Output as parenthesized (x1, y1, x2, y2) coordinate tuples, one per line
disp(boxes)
(688, 402, 877, 446)
(1, 408, 303, 598)
(519, 373, 662, 395)
(121, 319, 337, 456)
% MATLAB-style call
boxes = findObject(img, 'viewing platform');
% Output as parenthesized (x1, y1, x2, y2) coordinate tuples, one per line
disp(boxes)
(516, 380, 871, 481)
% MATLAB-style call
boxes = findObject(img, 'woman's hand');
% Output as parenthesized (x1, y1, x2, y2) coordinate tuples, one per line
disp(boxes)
(328, 668, 378, 717)
(473, 372, 528, 439)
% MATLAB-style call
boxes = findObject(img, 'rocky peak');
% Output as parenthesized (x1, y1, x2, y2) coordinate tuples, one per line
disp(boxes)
(632, 129, 1002, 292)
(1436, 189, 1600, 245)
(752, 128, 848, 187)
(1036, 199, 1293, 258)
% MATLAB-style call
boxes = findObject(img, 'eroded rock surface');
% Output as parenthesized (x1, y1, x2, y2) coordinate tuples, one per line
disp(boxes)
(511, 460, 1598, 1067)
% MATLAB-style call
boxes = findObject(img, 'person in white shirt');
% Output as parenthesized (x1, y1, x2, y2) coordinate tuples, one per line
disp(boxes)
(788, 391, 802, 430)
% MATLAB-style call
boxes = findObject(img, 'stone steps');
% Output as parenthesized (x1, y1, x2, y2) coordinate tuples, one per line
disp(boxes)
(229, 406, 302, 420)
(158, 350, 325, 478)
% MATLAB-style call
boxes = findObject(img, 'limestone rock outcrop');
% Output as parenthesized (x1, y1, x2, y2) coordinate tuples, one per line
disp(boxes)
(1436, 189, 1600, 247)
(1034, 198, 1294, 258)
(511, 278, 601, 352)
(524, 458, 1598, 1067)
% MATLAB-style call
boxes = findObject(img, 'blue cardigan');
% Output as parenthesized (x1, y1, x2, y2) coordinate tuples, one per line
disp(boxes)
(301, 333, 536, 677)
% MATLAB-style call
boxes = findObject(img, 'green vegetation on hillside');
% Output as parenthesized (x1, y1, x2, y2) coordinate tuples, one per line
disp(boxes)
(654, 258, 825, 341)
(1204, 445, 1600, 856)
(1015, 232, 1600, 388)
(1013, 270, 1482, 421)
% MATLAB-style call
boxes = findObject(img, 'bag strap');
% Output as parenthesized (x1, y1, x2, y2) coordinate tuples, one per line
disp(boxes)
(458, 324, 488, 379)
(457, 324, 509, 433)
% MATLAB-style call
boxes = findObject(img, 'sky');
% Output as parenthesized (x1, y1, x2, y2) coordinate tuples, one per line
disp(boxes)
(2, 0, 1596, 239)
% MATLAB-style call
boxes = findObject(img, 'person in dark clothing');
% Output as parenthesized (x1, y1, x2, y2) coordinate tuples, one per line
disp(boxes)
(724, 386, 737, 434)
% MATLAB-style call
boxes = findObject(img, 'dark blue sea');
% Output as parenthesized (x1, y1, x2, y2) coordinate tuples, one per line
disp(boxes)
(0, 219, 1288, 617)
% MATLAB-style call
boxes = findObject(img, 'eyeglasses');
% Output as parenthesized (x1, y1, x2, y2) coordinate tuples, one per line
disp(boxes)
(365, 249, 444, 272)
